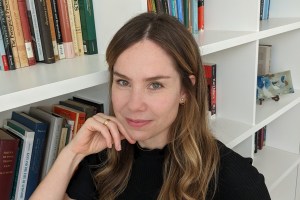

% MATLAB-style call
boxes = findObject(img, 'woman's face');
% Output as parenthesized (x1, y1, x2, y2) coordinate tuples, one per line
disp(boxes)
(111, 40, 186, 149)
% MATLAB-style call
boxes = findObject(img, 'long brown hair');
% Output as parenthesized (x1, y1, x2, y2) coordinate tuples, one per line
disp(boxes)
(95, 12, 220, 200)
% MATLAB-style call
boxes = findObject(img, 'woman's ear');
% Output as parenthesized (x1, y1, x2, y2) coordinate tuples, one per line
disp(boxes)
(189, 75, 196, 86)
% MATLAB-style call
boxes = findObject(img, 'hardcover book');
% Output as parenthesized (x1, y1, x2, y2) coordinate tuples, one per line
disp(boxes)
(60, 99, 97, 119)
(72, 95, 104, 113)
(0, 0, 15, 70)
(17, 0, 36, 66)
(11, 111, 48, 199)
(29, 107, 63, 179)
(34, 0, 55, 64)
(4, 119, 34, 200)
(78, 0, 98, 54)
(57, 0, 75, 58)
(0, 128, 19, 200)
(0, 28, 9, 70)
(198, 0, 204, 30)
(204, 63, 216, 118)
(257, 70, 295, 101)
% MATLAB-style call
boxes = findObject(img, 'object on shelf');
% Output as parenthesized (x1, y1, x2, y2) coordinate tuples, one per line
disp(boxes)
(257, 70, 294, 105)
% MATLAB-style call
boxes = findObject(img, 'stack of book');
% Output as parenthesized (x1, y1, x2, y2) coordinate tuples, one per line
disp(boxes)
(0, 0, 98, 71)
(1, 95, 103, 200)
(147, 0, 204, 33)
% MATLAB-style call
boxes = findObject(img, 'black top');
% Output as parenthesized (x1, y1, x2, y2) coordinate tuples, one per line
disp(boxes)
(66, 141, 271, 200)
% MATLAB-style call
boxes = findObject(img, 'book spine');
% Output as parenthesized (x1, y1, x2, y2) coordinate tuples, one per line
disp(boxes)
(34, 0, 55, 64)
(0, 29, 9, 70)
(198, 0, 204, 30)
(45, 0, 59, 61)
(0, 137, 19, 200)
(211, 63, 216, 117)
(8, 0, 29, 67)
(0, 1, 15, 70)
(72, 0, 84, 56)
(2, 0, 21, 68)
(4, 122, 34, 200)
(50, 0, 65, 59)
(191, 0, 198, 33)
(176, 0, 184, 23)
(57, 0, 75, 58)
(66, 0, 79, 56)
(26, 0, 44, 61)
(78, 0, 98, 54)
(17, 0, 36, 66)
(11, 112, 48, 199)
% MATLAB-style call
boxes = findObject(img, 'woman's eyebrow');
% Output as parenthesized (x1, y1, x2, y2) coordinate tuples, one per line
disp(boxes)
(113, 71, 171, 81)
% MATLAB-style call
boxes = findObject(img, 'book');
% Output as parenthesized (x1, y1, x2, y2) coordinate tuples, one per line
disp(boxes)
(257, 70, 295, 101)
(78, 0, 98, 54)
(176, 0, 184, 24)
(260, 0, 270, 20)
(50, 0, 65, 59)
(198, 0, 204, 30)
(72, 95, 104, 113)
(204, 63, 216, 118)
(154, 0, 164, 13)
(0, 0, 16, 70)
(72, 0, 84, 56)
(45, 0, 59, 61)
(59, 99, 97, 119)
(2, 0, 22, 68)
(34, 0, 55, 64)
(4, 119, 34, 200)
(17, 0, 36, 66)
(11, 111, 48, 200)
(29, 107, 63, 180)
(67, 0, 79, 56)
(52, 104, 86, 138)
(26, 0, 44, 61)
(191, 0, 198, 33)
(0, 128, 19, 200)
(0, 28, 9, 70)
(169, 0, 177, 17)
(7, 0, 29, 68)
(258, 44, 271, 75)
(57, 0, 75, 58)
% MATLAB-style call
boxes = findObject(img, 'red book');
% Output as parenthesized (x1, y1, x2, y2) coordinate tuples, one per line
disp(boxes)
(204, 63, 216, 117)
(1, 54, 9, 70)
(53, 104, 86, 138)
(56, 0, 75, 58)
(0, 128, 19, 200)
(198, 0, 204, 30)
(17, 0, 36, 66)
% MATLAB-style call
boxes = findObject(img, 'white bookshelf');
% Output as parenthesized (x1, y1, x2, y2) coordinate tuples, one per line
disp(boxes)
(0, 0, 299, 199)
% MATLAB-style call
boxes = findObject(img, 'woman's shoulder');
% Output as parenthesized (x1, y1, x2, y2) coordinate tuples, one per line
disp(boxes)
(215, 140, 271, 200)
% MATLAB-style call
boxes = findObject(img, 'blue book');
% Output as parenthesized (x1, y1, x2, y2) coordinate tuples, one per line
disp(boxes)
(11, 111, 48, 200)
(176, 0, 184, 23)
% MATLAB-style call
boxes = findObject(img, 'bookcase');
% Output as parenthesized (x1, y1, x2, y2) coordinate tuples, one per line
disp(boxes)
(0, 0, 299, 199)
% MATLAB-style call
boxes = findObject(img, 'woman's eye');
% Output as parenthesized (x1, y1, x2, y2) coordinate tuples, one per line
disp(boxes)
(116, 80, 129, 87)
(149, 82, 163, 90)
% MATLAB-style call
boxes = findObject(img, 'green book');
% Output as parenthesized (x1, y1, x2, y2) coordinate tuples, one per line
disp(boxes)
(78, 0, 98, 54)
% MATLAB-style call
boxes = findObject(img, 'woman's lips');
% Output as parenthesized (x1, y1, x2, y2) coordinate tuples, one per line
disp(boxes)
(126, 118, 152, 128)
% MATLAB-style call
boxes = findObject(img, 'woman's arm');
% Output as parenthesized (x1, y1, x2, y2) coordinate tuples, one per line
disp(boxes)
(30, 113, 135, 200)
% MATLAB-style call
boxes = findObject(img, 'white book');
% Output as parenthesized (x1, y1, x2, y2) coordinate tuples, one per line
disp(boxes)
(4, 119, 34, 200)
(26, 0, 44, 61)
(29, 107, 63, 180)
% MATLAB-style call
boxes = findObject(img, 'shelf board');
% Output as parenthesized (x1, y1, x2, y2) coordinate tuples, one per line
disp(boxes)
(0, 55, 109, 112)
(211, 118, 253, 148)
(253, 146, 300, 191)
(259, 18, 300, 39)
(255, 89, 300, 128)
(196, 30, 256, 55)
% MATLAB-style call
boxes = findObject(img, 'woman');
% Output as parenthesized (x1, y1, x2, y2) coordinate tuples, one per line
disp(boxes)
(30, 12, 271, 200)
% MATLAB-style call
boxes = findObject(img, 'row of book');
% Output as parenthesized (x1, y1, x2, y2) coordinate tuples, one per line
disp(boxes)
(254, 126, 267, 153)
(0, 0, 98, 71)
(0, 95, 104, 200)
(147, 0, 204, 33)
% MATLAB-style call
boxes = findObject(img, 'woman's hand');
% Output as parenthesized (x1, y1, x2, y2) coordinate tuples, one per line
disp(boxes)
(67, 113, 136, 157)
